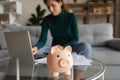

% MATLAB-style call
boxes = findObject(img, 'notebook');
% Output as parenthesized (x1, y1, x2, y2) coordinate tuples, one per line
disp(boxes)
(4, 31, 42, 65)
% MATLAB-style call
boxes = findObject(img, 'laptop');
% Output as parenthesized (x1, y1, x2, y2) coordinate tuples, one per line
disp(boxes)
(4, 31, 42, 65)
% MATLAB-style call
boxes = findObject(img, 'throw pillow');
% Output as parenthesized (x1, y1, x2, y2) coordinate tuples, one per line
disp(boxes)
(107, 38, 120, 50)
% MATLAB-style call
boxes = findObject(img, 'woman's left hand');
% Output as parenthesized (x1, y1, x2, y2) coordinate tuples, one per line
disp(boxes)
(32, 46, 38, 55)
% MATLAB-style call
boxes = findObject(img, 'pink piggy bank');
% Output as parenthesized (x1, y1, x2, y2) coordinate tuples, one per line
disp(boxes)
(47, 45, 73, 77)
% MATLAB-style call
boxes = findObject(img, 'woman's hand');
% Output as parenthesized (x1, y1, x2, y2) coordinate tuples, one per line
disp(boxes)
(32, 47, 38, 55)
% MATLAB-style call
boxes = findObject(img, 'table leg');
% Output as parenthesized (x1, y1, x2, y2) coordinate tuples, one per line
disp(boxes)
(98, 74, 104, 80)
(71, 67, 74, 80)
(16, 58, 20, 80)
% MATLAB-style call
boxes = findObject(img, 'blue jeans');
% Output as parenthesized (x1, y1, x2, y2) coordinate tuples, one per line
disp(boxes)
(73, 42, 92, 71)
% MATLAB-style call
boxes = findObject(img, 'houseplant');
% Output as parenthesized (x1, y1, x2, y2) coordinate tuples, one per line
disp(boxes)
(27, 4, 46, 26)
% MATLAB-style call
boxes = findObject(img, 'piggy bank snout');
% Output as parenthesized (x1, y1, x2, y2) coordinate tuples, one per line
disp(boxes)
(59, 59, 70, 68)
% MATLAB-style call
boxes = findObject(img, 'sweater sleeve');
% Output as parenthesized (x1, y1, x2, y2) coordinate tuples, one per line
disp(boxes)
(64, 14, 79, 47)
(35, 18, 49, 49)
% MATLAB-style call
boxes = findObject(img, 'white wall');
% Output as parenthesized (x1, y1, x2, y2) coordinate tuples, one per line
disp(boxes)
(16, 0, 47, 25)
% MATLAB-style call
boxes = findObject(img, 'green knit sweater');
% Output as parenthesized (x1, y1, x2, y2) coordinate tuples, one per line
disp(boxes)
(35, 11, 79, 49)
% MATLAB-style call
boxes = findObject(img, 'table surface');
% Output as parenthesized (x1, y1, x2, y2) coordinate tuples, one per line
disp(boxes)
(0, 57, 105, 80)
(82, 58, 105, 80)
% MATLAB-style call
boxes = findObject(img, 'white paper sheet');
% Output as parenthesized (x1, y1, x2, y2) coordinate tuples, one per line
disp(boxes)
(72, 53, 92, 65)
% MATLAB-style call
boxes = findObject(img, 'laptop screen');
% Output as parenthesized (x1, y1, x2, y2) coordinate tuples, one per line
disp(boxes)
(5, 31, 35, 63)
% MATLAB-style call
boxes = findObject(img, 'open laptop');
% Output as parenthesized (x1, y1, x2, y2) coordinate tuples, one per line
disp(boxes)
(4, 31, 42, 65)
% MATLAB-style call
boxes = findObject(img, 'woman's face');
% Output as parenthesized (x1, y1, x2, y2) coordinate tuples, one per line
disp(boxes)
(45, 0, 62, 16)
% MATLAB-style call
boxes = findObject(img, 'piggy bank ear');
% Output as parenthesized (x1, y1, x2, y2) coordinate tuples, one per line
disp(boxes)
(64, 46, 72, 53)
(50, 46, 59, 54)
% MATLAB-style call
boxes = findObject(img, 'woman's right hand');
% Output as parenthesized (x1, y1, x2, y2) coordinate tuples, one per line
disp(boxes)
(32, 47, 38, 55)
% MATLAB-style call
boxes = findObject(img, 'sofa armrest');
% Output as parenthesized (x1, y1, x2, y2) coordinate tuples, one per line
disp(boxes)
(107, 38, 120, 50)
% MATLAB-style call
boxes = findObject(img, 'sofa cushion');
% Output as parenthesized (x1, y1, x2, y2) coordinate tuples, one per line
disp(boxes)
(92, 47, 120, 65)
(107, 38, 120, 50)
(78, 23, 113, 47)
(0, 27, 11, 49)
(5, 24, 41, 46)
(78, 25, 94, 45)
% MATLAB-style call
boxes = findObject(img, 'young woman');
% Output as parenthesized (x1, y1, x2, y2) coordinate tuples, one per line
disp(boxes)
(32, 0, 92, 80)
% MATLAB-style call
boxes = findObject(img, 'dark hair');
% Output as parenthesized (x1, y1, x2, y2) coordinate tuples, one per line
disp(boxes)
(43, 0, 70, 12)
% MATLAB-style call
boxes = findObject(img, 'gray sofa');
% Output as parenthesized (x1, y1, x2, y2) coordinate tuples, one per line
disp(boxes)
(0, 23, 120, 80)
